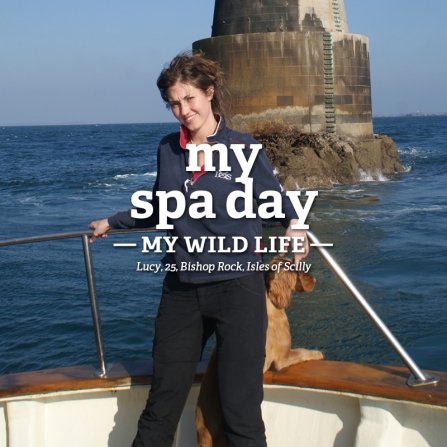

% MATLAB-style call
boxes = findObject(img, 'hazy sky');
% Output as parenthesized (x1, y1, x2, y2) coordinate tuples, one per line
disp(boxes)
(1, 0, 446, 125)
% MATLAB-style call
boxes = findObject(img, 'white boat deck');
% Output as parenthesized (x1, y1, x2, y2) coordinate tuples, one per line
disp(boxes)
(1, 359, 446, 447)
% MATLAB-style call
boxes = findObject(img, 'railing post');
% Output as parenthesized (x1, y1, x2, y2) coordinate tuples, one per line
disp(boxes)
(307, 230, 439, 387)
(81, 234, 112, 377)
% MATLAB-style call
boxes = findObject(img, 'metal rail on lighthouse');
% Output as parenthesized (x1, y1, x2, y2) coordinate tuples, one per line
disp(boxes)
(0, 228, 440, 386)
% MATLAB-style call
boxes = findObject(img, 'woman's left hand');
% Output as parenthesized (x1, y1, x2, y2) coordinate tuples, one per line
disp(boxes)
(279, 219, 309, 264)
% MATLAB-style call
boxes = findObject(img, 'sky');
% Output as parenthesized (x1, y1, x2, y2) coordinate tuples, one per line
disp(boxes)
(1, 0, 446, 126)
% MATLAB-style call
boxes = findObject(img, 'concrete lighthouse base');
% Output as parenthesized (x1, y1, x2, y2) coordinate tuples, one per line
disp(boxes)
(193, 31, 373, 140)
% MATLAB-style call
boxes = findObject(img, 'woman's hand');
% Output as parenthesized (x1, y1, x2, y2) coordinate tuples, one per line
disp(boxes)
(88, 219, 112, 243)
(279, 219, 309, 264)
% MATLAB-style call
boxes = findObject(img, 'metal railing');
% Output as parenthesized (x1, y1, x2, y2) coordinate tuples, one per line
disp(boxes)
(0, 229, 440, 386)
(0, 228, 160, 378)
(307, 231, 439, 387)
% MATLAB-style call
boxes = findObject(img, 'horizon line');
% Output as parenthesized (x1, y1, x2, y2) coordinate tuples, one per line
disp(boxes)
(2, 113, 447, 128)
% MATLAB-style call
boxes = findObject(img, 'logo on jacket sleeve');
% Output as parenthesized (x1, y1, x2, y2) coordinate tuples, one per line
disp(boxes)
(215, 171, 232, 180)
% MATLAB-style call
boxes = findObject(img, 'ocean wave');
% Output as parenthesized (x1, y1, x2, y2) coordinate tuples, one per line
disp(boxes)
(18, 197, 43, 206)
(359, 169, 389, 182)
(340, 189, 365, 194)
(323, 205, 447, 224)
(113, 171, 157, 179)
(398, 146, 435, 158)
(398, 147, 421, 155)
(393, 205, 446, 215)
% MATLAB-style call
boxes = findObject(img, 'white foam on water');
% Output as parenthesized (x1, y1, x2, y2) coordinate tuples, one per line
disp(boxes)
(114, 171, 157, 180)
(393, 205, 446, 215)
(398, 147, 420, 155)
(375, 172, 390, 182)
(359, 169, 390, 182)
(18, 196, 43, 206)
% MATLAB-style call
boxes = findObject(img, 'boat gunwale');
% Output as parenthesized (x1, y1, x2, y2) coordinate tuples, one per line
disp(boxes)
(1, 359, 446, 408)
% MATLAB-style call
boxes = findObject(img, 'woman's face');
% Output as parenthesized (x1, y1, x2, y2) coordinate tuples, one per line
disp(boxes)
(167, 82, 216, 138)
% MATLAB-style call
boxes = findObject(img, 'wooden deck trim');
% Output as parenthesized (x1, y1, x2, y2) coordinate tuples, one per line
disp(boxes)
(1, 360, 447, 408)
(263, 361, 447, 407)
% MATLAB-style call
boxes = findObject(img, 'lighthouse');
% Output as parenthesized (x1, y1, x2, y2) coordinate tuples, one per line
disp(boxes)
(193, 0, 373, 139)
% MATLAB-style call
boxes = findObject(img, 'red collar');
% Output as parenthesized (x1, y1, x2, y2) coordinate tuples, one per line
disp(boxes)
(179, 124, 190, 150)
(191, 165, 207, 183)
(179, 114, 222, 149)
(179, 115, 222, 183)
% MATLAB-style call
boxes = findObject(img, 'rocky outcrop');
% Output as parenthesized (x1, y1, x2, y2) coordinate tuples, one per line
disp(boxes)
(249, 124, 404, 189)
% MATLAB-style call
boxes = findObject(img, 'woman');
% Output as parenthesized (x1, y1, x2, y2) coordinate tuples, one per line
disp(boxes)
(89, 52, 308, 447)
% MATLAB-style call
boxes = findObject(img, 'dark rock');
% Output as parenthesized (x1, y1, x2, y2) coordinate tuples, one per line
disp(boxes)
(250, 125, 404, 189)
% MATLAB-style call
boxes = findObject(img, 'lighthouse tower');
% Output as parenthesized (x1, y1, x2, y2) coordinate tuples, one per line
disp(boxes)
(193, 0, 373, 139)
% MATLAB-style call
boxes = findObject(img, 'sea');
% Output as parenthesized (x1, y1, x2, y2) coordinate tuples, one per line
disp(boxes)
(0, 116, 446, 376)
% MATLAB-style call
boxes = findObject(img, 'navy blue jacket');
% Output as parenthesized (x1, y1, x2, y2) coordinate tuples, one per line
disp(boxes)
(108, 118, 298, 283)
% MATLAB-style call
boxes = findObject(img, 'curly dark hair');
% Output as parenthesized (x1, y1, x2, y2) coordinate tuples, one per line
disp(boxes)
(157, 51, 227, 117)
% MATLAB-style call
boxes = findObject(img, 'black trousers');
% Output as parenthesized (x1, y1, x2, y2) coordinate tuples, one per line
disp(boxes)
(132, 271, 268, 447)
